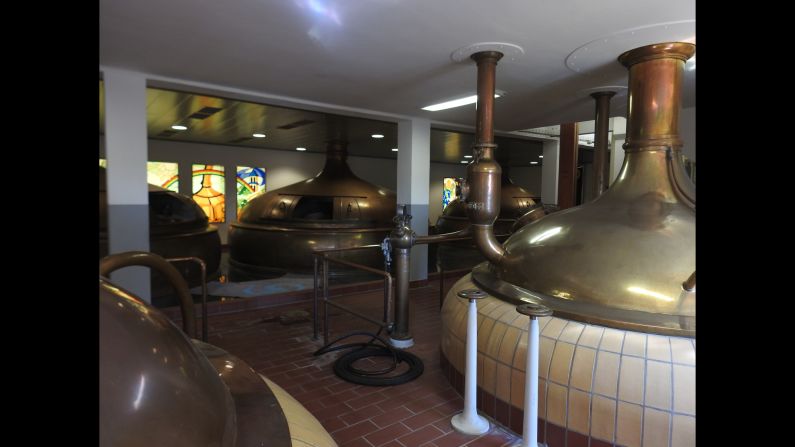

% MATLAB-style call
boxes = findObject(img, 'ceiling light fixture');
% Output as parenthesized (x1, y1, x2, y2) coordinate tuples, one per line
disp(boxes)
(392, 148, 398, 152)
(296, 147, 307, 151)
(539, 155, 544, 158)
(530, 161, 539, 165)
(171, 125, 187, 131)
(460, 160, 468, 164)
(252, 133, 266, 138)
(371, 134, 384, 139)
(421, 92, 502, 112)
(464, 155, 473, 159)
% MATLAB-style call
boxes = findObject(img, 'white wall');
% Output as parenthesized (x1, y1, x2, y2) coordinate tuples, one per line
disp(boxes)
(101, 138, 547, 242)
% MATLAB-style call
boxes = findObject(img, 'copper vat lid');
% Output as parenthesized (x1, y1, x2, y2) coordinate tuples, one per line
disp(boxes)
(100, 277, 293, 446)
(477, 43, 696, 336)
(99, 166, 210, 236)
(237, 140, 396, 228)
(99, 278, 237, 447)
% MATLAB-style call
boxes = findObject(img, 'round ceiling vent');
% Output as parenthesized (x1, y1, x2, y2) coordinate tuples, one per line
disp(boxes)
(451, 42, 524, 63)
(565, 20, 695, 74)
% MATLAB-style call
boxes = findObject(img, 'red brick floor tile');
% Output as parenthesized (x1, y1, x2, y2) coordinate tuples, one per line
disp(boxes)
(371, 406, 414, 428)
(341, 403, 386, 426)
(403, 407, 447, 430)
(204, 281, 522, 447)
(397, 425, 445, 446)
(333, 420, 380, 445)
(364, 422, 412, 447)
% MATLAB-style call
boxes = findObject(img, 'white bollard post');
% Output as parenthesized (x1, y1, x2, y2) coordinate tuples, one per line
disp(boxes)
(451, 289, 490, 435)
(513, 303, 553, 447)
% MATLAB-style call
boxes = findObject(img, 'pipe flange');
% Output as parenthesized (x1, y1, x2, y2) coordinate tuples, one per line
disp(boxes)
(516, 303, 553, 318)
(458, 289, 488, 300)
(451, 42, 524, 63)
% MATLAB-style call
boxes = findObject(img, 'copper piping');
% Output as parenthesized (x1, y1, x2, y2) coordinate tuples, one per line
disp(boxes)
(99, 251, 197, 338)
(591, 91, 615, 196)
(465, 51, 506, 266)
(165, 256, 208, 342)
(511, 205, 546, 233)
(682, 271, 696, 291)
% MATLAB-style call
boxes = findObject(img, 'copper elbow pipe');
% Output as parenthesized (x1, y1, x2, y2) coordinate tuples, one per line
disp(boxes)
(415, 225, 471, 244)
(464, 50, 506, 266)
(682, 271, 696, 292)
(100, 251, 197, 338)
(511, 205, 546, 233)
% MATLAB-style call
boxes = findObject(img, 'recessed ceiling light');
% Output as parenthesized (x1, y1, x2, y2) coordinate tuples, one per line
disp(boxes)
(171, 125, 187, 131)
(530, 161, 539, 165)
(460, 160, 469, 164)
(372, 134, 384, 139)
(252, 133, 266, 138)
(538, 155, 544, 158)
(421, 93, 502, 112)
(296, 147, 307, 151)
(464, 155, 473, 159)
(392, 148, 398, 152)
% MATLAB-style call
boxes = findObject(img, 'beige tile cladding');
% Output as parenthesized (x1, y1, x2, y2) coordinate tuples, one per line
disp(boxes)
(439, 275, 697, 447)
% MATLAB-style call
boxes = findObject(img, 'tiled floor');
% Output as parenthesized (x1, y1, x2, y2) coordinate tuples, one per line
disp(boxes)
(205, 278, 521, 447)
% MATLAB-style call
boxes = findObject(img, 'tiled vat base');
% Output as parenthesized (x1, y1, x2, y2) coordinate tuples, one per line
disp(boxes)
(440, 274, 696, 447)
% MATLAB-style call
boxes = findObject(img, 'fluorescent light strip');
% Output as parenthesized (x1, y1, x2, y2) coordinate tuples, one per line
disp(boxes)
(422, 93, 501, 112)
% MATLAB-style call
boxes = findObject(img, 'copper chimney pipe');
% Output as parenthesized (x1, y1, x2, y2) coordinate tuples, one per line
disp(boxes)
(465, 51, 506, 265)
(591, 91, 615, 196)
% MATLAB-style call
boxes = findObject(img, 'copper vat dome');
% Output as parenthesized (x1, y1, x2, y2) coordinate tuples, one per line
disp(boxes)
(99, 166, 222, 297)
(99, 277, 301, 446)
(229, 140, 396, 278)
(471, 43, 696, 336)
(435, 164, 541, 270)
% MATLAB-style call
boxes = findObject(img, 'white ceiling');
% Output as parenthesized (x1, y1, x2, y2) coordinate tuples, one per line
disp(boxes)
(100, 0, 695, 132)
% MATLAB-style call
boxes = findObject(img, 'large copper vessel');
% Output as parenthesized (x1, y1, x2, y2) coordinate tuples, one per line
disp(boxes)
(482, 43, 695, 334)
(439, 43, 696, 446)
(99, 166, 222, 299)
(435, 163, 540, 270)
(99, 277, 337, 446)
(229, 140, 396, 279)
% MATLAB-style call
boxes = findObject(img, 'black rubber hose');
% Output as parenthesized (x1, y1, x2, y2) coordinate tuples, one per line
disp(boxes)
(313, 330, 424, 386)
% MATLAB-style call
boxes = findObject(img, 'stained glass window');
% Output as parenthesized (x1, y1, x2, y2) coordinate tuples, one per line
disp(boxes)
(236, 166, 266, 214)
(443, 177, 462, 210)
(147, 161, 179, 192)
(99, 158, 107, 168)
(192, 164, 225, 223)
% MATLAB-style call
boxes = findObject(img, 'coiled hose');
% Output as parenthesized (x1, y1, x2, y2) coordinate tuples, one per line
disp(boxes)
(313, 329, 423, 386)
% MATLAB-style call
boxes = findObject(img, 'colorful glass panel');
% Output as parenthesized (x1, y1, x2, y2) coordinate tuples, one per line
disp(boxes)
(147, 161, 179, 192)
(236, 166, 266, 215)
(442, 177, 462, 210)
(192, 164, 226, 223)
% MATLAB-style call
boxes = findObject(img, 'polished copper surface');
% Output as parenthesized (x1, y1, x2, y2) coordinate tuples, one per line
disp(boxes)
(100, 277, 293, 447)
(481, 42, 696, 336)
(230, 140, 396, 278)
(463, 51, 507, 266)
(99, 166, 222, 296)
(435, 166, 541, 270)
(99, 278, 236, 447)
(100, 251, 197, 338)
(515, 302, 553, 318)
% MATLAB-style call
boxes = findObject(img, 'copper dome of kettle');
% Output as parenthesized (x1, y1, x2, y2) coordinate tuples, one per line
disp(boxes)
(473, 43, 696, 336)
(435, 162, 542, 270)
(229, 139, 396, 279)
(99, 166, 222, 298)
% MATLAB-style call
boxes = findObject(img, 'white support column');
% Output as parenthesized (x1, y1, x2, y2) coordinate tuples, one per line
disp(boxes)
(397, 117, 431, 281)
(103, 68, 151, 301)
(608, 117, 627, 186)
(541, 140, 560, 206)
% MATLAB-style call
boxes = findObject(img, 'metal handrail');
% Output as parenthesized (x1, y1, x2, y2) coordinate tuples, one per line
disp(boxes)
(165, 257, 208, 342)
(312, 247, 393, 346)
